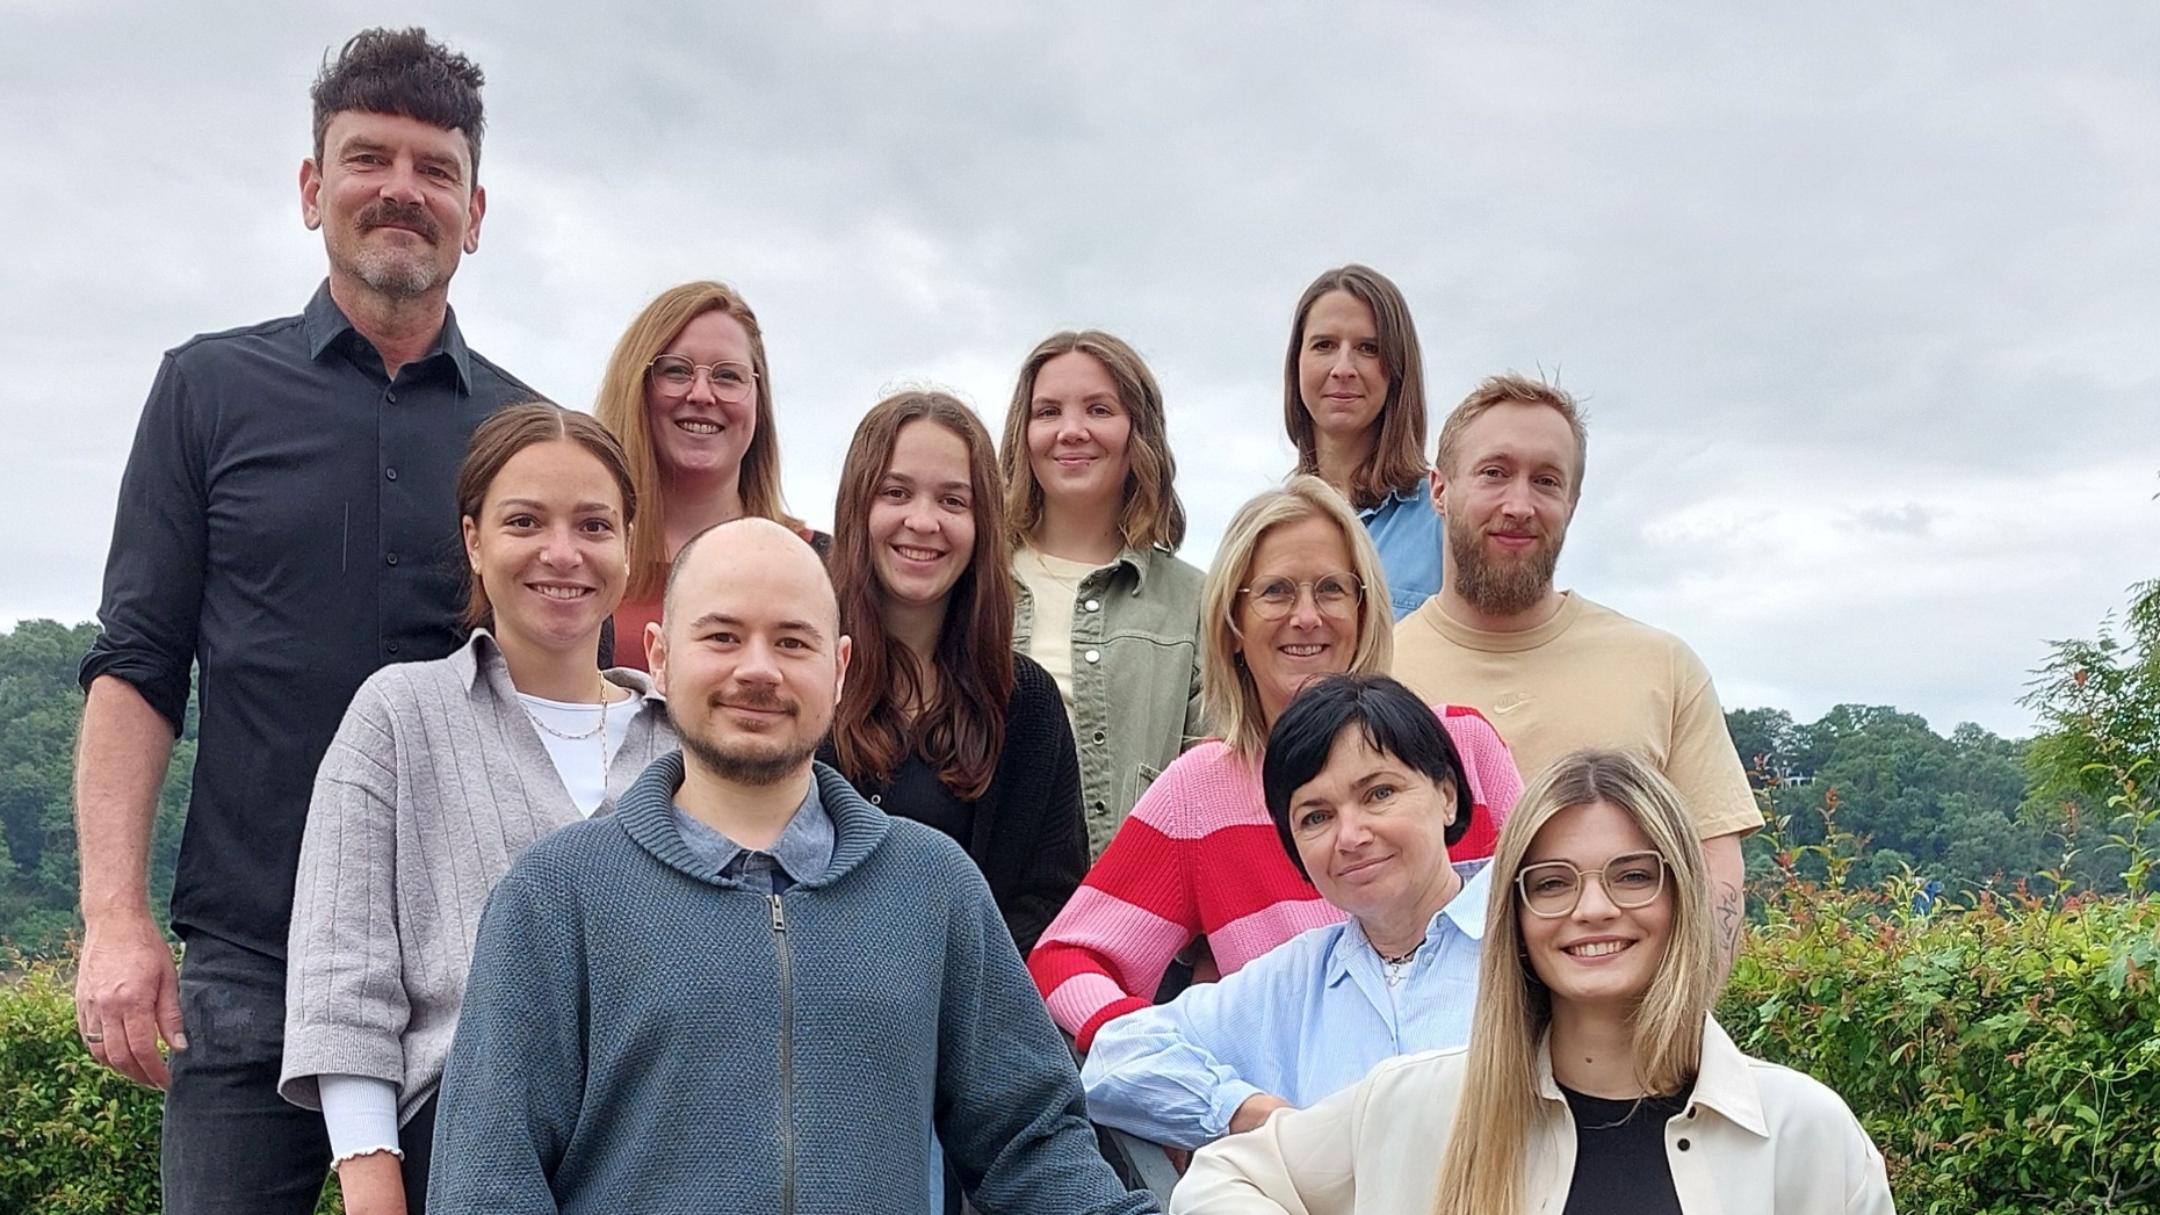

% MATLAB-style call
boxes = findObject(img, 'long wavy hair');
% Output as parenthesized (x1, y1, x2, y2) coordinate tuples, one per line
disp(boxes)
(999, 329, 1187, 554)
(1430, 750, 1720, 1215)
(1282, 263, 1430, 510)
(592, 280, 802, 601)
(828, 391, 1016, 800)
(1197, 475, 1394, 758)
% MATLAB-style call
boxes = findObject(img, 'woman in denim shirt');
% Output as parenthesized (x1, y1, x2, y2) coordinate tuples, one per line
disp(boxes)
(1000, 330, 1206, 855)
(1281, 264, 1443, 620)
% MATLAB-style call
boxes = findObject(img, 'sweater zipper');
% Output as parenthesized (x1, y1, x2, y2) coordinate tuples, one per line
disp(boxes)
(771, 893, 795, 1215)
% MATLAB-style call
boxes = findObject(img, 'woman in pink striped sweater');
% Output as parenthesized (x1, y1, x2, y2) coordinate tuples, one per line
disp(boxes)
(1029, 475, 1524, 1048)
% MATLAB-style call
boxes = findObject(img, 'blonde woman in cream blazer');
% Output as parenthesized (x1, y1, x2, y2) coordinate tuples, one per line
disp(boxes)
(1174, 750, 1893, 1215)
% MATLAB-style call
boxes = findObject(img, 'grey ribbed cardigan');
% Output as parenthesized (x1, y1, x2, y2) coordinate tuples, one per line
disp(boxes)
(279, 630, 678, 1122)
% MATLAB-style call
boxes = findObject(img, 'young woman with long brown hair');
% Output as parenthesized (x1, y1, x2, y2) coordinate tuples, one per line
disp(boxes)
(817, 390, 1087, 954)
(592, 280, 827, 670)
(1173, 750, 1893, 1215)
(1000, 329, 1205, 854)
(1283, 264, 1442, 620)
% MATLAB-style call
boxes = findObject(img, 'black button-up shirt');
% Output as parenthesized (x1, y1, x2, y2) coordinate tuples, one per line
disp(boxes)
(81, 282, 538, 957)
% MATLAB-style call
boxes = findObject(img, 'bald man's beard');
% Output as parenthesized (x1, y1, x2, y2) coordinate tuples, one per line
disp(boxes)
(1446, 512, 1565, 617)
(670, 697, 825, 787)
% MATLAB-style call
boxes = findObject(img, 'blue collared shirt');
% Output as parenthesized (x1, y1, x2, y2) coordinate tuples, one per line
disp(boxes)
(671, 777, 834, 893)
(1080, 859, 1490, 1149)
(1361, 479, 1445, 619)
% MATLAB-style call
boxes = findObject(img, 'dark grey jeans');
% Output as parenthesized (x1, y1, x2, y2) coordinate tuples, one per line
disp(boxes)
(160, 932, 328, 1214)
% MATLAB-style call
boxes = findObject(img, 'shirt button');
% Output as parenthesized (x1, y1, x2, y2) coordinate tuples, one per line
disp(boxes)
(870, 794, 882, 806)
(386, 390, 399, 404)
(385, 552, 399, 566)
(1083, 599, 1100, 612)
(1092, 731, 1106, 745)
(1687, 1106, 1697, 1119)
(384, 466, 399, 481)
(386, 642, 400, 655)
(1677, 1138, 1691, 1151)
(1092, 801, 1105, 813)
(1084, 649, 1101, 664)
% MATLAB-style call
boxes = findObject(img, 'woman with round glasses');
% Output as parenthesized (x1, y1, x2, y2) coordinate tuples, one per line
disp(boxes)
(593, 280, 827, 671)
(817, 390, 1087, 955)
(1029, 476, 1522, 1052)
(999, 330, 1205, 855)
(1081, 674, 1489, 1151)
(281, 404, 680, 1213)
(1283, 265, 1442, 620)
(1174, 750, 1894, 1215)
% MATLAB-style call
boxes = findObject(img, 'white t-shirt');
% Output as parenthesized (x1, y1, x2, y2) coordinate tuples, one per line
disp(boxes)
(1013, 545, 1105, 721)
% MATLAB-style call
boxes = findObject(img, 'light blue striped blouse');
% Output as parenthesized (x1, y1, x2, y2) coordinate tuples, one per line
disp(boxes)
(1080, 860, 1490, 1149)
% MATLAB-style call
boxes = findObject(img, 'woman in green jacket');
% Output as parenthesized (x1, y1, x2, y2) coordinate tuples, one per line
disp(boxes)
(1000, 330, 1205, 855)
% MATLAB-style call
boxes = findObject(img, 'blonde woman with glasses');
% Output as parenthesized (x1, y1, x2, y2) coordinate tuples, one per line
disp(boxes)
(1173, 750, 1894, 1215)
(1029, 476, 1522, 1058)
(592, 281, 828, 671)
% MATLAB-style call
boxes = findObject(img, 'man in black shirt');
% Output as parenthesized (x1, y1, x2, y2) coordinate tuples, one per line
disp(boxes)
(73, 27, 535, 1212)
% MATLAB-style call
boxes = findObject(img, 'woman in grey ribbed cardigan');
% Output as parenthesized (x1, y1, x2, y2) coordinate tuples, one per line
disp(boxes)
(278, 404, 679, 1215)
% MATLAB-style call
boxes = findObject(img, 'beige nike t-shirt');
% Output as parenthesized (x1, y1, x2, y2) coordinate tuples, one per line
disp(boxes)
(1393, 592, 1762, 839)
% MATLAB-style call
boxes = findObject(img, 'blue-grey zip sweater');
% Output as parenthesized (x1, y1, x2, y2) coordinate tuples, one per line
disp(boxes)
(426, 753, 1155, 1215)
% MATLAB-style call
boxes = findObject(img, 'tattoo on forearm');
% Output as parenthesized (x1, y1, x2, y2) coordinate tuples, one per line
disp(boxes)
(1715, 882, 1744, 959)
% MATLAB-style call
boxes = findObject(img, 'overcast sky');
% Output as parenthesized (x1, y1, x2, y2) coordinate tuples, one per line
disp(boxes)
(6, 2, 2155, 739)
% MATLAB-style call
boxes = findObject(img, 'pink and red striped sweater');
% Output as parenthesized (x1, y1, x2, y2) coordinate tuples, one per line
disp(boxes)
(1029, 703, 1524, 1049)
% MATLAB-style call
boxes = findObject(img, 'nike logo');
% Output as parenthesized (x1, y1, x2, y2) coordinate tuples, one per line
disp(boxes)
(1493, 692, 1531, 715)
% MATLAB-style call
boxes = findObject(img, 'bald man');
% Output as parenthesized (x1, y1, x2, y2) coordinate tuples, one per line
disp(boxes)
(427, 520, 1153, 1214)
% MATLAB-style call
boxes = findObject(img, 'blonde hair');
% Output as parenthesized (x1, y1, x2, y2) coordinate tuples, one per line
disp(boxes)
(1283, 264, 1431, 510)
(1198, 475, 1394, 758)
(593, 280, 802, 601)
(1000, 330, 1187, 553)
(1430, 750, 1719, 1215)
(1433, 373, 1590, 504)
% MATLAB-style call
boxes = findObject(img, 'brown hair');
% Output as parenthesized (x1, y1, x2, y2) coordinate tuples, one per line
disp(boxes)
(457, 401, 638, 630)
(1198, 476, 1394, 758)
(311, 27, 486, 177)
(1282, 264, 1430, 510)
(1431, 750, 1717, 1215)
(828, 391, 1017, 800)
(593, 280, 802, 601)
(1433, 373, 1590, 503)
(999, 330, 1187, 553)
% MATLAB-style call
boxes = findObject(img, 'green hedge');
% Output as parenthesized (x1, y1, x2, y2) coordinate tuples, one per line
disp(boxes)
(6, 877, 2156, 1212)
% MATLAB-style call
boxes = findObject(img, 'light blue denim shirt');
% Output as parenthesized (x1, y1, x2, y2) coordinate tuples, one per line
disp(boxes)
(1361, 479, 1444, 620)
(1079, 859, 1489, 1149)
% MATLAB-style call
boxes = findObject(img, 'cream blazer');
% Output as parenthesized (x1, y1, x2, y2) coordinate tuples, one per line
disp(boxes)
(1171, 1017, 1894, 1214)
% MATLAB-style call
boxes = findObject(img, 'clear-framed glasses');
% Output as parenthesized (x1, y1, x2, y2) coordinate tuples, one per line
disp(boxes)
(1516, 851, 1670, 918)
(1238, 572, 1364, 621)
(645, 355, 758, 404)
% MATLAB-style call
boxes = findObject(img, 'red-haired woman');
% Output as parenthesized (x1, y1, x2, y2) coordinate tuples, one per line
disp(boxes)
(817, 390, 1088, 954)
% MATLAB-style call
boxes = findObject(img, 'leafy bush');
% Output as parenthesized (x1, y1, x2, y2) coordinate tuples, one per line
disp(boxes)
(0, 949, 341, 1214)
(1723, 791, 2160, 1214)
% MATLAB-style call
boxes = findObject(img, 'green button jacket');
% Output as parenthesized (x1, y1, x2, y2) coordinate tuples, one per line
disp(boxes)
(1013, 544, 1208, 857)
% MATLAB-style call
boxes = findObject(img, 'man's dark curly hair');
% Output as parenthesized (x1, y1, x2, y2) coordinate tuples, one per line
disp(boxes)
(310, 27, 487, 178)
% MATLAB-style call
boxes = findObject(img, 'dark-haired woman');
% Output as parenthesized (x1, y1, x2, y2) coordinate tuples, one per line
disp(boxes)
(817, 390, 1088, 955)
(1000, 330, 1206, 854)
(280, 403, 679, 1214)
(593, 280, 829, 671)
(1082, 674, 1487, 1151)
(1283, 264, 1443, 620)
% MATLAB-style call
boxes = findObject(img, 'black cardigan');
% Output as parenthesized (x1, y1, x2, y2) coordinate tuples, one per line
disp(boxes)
(817, 655, 1087, 954)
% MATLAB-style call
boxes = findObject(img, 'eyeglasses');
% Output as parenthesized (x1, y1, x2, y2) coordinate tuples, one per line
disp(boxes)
(1238, 572, 1364, 621)
(1516, 851, 1670, 918)
(646, 355, 758, 403)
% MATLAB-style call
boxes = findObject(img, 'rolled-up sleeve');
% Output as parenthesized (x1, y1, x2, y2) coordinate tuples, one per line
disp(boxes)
(80, 353, 208, 732)
(1081, 953, 1294, 1150)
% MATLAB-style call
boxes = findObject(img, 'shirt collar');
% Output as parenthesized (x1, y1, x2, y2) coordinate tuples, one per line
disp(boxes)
(457, 628, 663, 705)
(300, 279, 476, 392)
(1327, 857, 1492, 985)
(1533, 1015, 1770, 1138)
(1356, 480, 1428, 523)
(673, 776, 835, 887)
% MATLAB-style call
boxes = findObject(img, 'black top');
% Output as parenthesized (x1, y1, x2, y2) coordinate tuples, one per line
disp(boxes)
(80, 282, 536, 957)
(1558, 1083, 1692, 1215)
(818, 655, 1086, 954)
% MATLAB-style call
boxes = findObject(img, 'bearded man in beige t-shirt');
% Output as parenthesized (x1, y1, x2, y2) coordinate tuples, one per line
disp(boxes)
(1393, 373, 1762, 968)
